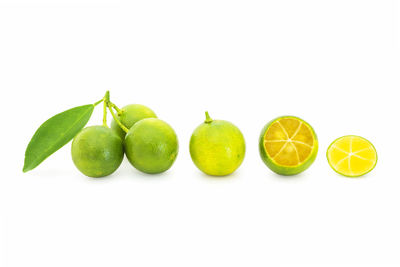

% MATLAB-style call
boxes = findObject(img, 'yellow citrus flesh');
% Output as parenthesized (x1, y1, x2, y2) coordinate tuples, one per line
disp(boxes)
(327, 136, 377, 177)
(264, 117, 315, 167)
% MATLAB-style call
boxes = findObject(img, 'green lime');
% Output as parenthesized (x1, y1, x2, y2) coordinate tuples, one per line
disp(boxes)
(124, 118, 179, 174)
(189, 111, 246, 176)
(71, 126, 124, 177)
(259, 116, 318, 175)
(111, 104, 156, 139)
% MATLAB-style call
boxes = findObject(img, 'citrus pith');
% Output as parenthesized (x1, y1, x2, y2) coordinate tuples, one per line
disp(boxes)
(259, 116, 318, 175)
(327, 135, 377, 177)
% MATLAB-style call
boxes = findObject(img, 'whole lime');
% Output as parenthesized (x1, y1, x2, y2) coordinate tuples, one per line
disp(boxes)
(71, 126, 124, 177)
(111, 104, 157, 139)
(189, 112, 246, 176)
(124, 118, 179, 174)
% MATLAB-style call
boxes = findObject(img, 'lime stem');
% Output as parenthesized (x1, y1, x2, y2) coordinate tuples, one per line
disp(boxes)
(110, 102, 123, 116)
(99, 91, 111, 127)
(102, 100, 108, 127)
(93, 99, 103, 106)
(205, 111, 213, 123)
(108, 103, 129, 133)
(104, 90, 110, 103)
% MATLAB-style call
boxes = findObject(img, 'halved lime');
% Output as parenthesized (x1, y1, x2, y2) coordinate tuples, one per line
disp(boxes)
(327, 135, 377, 177)
(259, 116, 318, 175)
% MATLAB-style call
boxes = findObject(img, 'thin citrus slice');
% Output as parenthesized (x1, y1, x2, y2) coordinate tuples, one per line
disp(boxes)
(327, 135, 377, 177)
(259, 116, 318, 175)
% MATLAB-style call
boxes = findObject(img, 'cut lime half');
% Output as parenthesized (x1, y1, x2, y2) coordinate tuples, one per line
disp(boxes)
(259, 116, 318, 175)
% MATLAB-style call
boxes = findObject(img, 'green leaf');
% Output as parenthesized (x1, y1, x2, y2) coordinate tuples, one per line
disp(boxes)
(23, 104, 95, 172)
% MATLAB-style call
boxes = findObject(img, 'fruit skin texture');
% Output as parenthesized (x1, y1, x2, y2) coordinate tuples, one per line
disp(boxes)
(124, 118, 179, 174)
(258, 116, 318, 176)
(111, 104, 157, 139)
(71, 126, 124, 177)
(189, 118, 246, 176)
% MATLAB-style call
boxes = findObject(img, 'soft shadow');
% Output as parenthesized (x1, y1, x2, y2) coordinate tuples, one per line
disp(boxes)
(83, 172, 118, 182)
(271, 172, 307, 180)
(198, 169, 241, 180)
(335, 172, 368, 180)
(123, 164, 174, 180)
(27, 167, 75, 178)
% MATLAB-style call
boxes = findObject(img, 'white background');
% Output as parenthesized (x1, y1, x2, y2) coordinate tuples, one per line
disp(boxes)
(1, 1, 400, 266)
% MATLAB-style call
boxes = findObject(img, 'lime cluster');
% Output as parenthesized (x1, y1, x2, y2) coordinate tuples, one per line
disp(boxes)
(71, 98, 178, 177)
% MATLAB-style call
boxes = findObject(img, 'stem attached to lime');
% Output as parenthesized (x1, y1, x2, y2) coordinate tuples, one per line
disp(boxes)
(205, 111, 213, 123)
(108, 103, 129, 133)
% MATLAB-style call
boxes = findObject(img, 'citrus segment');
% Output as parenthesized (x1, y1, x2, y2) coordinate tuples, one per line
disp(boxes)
(327, 135, 377, 177)
(264, 118, 315, 166)
(259, 116, 318, 175)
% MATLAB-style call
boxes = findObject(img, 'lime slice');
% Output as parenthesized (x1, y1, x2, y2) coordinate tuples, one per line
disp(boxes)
(259, 116, 318, 175)
(327, 135, 377, 177)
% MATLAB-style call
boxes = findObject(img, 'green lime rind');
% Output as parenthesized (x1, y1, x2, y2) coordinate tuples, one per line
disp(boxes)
(189, 119, 246, 176)
(124, 118, 179, 174)
(111, 104, 157, 139)
(258, 115, 318, 176)
(71, 126, 124, 178)
(326, 135, 378, 178)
